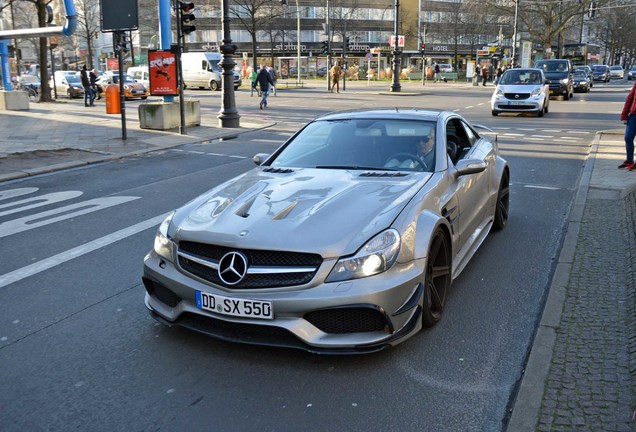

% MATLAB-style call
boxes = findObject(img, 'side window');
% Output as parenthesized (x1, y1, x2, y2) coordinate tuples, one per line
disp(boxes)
(202, 60, 207, 71)
(446, 119, 474, 164)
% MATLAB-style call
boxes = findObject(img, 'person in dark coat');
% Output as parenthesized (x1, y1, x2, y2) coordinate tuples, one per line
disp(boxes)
(256, 65, 275, 109)
(80, 65, 94, 106)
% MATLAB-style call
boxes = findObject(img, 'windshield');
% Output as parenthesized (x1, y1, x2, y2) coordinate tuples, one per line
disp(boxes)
(574, 71, 587, 78)
(65, 75, 81, 83)
(610, 66, 622, 70)
(499, 70, 542, 85)
(535, 61, 569, 73)
(592, 66, 607, 72)
(270, 119, 437, 172)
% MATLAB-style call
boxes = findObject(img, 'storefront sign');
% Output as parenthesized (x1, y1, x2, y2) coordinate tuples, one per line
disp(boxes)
(432, 45, 449, 52)
(148, 50, 177, 96)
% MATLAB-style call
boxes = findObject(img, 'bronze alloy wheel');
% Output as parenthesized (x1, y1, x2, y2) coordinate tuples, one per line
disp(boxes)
(422, 228, 452, 327)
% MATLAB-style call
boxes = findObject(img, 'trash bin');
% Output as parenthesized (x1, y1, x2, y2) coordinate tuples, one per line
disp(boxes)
(105, 84, 120, 114)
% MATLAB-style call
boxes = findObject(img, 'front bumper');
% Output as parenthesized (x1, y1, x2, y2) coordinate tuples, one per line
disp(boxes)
(573, 81, 589, 92)
(142, 250, 425, 354)
(548, 83, 568, 96)
(491, 95, 545, 113)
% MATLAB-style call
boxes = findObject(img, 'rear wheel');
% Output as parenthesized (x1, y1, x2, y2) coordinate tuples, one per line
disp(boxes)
(210, 80, 219, 91)
(563, 91, 570, 101)
(422, 229, 452, 327)
(493, 170, 510, 231)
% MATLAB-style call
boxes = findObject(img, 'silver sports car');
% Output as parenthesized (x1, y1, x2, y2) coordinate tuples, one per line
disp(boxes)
(142, 109, 510, 353)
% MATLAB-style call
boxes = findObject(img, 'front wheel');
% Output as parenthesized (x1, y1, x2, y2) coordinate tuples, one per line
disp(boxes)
(421, 229, 452, 327)
(493, 169, 510, 231)
(492, 110, 499, 116)
(210, 80, 219, 91)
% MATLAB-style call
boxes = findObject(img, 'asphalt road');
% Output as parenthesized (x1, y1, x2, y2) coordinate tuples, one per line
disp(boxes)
(0, 79, 632, 431)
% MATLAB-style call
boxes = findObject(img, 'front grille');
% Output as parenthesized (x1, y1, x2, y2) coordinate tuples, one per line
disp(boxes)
(503, 93, 530, 100)
(496, 104, 536, 110)
(178, 241, 323, 289)
(304, 307, 390, 334)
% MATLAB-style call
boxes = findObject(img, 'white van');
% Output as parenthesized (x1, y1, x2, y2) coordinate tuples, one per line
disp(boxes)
(127, 66, 149, 88)
(181, 52, 241, 91)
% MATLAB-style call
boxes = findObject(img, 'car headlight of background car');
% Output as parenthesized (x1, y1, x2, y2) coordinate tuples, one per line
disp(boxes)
(560, 78, 569, 84)
(326, 229, 401, 282)
(154, 212, 176, 262)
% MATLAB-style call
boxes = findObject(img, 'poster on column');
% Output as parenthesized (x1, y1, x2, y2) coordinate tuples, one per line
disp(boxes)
(148, 50, 178, 96)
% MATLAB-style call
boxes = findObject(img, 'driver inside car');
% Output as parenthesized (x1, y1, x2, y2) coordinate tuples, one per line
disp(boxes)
(385, 132, 436, 171)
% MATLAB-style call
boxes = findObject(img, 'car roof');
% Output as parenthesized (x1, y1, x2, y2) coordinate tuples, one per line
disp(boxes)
(315, 108, 446, 122)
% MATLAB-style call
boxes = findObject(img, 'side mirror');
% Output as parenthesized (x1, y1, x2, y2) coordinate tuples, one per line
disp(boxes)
(253, 153, 270, 166)
(454, 159, 487, 178)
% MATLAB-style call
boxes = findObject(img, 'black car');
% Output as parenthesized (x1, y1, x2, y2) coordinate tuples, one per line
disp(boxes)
(533, 59, 574, 100)
(573, 66, 593, 88)
(627, 66, 636, 81)
(592, 65, 610, 82)
(572, 70, 591, 93)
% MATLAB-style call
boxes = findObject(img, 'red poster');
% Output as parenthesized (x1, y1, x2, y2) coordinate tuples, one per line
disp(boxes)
(107, 58, 118, 70)
(148, 50, 178, 96)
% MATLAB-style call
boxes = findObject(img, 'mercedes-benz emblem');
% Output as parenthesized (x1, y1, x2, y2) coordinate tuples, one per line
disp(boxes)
(218, 252, 248, 285)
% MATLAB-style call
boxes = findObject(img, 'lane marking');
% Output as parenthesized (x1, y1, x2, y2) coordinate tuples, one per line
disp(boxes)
(0, 188, 39, 201)
(0, 213, 168, 289)
(531, 135, 554, 138)
(502, 133, 525, 137)
(524, 185, 560, 190)
(0, 196, 140, 238)
(0, 191, 83, 217)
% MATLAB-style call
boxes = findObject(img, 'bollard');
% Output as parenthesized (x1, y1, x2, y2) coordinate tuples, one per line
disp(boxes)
(105, 84, 120, 114)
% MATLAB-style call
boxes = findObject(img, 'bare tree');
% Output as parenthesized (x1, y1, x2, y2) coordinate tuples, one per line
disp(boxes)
(75, 0, 100, 69)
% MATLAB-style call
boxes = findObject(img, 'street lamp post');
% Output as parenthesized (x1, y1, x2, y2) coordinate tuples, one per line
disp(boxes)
(282, 0, 301, 85)
(511, 0, 518, 66)
(217, 0, 240, 128)
(390, 0, 401, 92)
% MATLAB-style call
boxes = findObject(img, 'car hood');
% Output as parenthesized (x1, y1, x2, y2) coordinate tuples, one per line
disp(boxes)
(543, 72, 569, 80)
(496, 84, 542, 93)
(171, 168, 430, 257)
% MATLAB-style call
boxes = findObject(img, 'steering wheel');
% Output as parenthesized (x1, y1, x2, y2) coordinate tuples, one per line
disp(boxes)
(385, 152, 428, 171)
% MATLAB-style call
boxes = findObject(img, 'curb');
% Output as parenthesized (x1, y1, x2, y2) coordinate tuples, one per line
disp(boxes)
(505, 131, 600, 430)
(0, 121, 276, 183)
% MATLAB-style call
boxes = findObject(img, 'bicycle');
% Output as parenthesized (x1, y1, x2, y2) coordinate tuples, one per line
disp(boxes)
(14, 83, 39, 102)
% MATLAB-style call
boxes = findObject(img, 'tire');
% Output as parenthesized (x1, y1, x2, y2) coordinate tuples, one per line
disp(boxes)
(141, 96, 148, 100)
(493, 169, 510, 231)
(563, 91, 569, 101)
(67, 89, 73, 99)
(492, 110, 499, 116)
(538, 106, 544, 117)
(545, 102, 549, 114)
(234, 86, 239, 91)
(421, 228, 452, 327)
(210, 80, 219, 91)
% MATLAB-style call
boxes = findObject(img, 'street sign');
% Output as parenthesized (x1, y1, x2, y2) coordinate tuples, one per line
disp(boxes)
(370, 48, 381, 54)
(389, 35, 405, 48)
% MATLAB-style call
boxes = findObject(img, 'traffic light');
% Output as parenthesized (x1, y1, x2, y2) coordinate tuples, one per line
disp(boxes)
(321, 40, 329, 55)
(179, 2, 196, 36)
(420, 43, 425, 55)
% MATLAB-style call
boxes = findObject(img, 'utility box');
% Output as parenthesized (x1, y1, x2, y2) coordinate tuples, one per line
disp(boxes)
(138, 101, 201, 130)
(0, 91, 29, 110)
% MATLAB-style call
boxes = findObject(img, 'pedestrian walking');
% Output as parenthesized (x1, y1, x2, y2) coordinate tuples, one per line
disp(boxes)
(250, 68, 259, 97)
(267, 65, 277, 96)
(90, 69, 101, 101)
(619, 81, 636, 170)
(330, 61, 342, 93)
(434, 62, 440, 83)
(495, 65, 504, 85)
(481, 64, 489, 86)
(256, 65, 275, 109)
(80, 65, 94, 107)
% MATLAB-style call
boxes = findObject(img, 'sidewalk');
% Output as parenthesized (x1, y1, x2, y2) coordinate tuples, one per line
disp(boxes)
(0, 90, 633, 431)
(508, 130, 636, 431)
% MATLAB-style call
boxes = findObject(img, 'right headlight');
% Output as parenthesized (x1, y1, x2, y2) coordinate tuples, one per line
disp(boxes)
(495, 88, 504, 96)
(326, 229, 401, 283)
(154, 212, 176, 262)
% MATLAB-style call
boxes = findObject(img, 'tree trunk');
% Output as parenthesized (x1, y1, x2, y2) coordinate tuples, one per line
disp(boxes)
(37, 0, 52, 102)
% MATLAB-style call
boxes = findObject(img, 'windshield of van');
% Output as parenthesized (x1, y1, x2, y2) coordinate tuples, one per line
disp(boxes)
(207, 60, 222, 72)
(534, 61, 569, 73)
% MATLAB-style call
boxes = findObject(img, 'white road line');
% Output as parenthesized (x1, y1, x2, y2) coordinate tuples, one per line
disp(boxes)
(526, 137, 545, 141)
(566, 130, 590, 134)
(531, 135, 554, 138)
(0, 213, 169, 289)
(0, 191, 83, 217)
(517, 128, 535, 131)
(524, 185, 560, 190)
(228, 155, 247, 159)
(502, 133, 525, 137)
(0, 188, 39, 201)
(541, 129, 562, 133)
(0, 196, 140, 238)
(465, 106, 473, 109)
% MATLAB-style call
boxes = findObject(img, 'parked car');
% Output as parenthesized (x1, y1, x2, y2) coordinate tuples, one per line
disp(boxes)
(491, 68, 550, 116)
(16, 74, 41, 91)
(438, 63, 453, 73)
(50, 72, 84, 99)
(573, 65, 593, 88)
(592, 65, 610, 82)
(142, 109, 509, 353)
(572, 70, 591, 93)
(96, 71, 149, 99)
(533, 59, 574, 100)
(127, 66, 149, 88)
(316, 66, 328, 77)
(609, 65, 624, 79)
(628, 66, 636, 81)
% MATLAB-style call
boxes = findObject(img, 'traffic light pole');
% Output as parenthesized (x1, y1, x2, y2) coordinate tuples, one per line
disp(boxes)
(115, 31, 127, 141)
(175, 1, 186, 135)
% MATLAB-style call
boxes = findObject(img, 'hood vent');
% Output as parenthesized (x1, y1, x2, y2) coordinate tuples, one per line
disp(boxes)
(262, 167, 294, 174)
(359, 171, 408, 177)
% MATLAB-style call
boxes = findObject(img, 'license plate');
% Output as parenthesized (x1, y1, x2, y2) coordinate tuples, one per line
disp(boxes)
(507, 101, 523, 105)
(549, 90, 554, 94)
(195, 290, 273, 320)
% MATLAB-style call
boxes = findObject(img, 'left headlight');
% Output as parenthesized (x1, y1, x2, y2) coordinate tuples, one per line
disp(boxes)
(154, 212, 176, 262)
(531, 87, 542, 97)
(560, 78, 569, 84)
(495, 88, 504, 97)
(326, 229, 401, 283)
